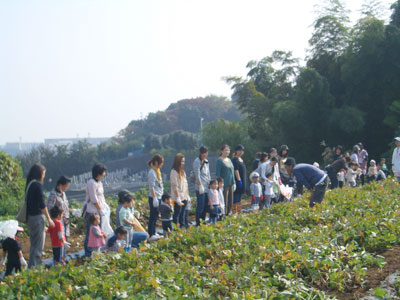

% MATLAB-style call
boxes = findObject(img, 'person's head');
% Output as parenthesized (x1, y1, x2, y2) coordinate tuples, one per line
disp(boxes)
(234, 145, 245, 158)
(162, 193, 171, 205)
(357, 142, 364, 150)
(380, 158, 386, 164)
(26, 163, 46, 187)
(118, 190, 134, 205)
(350, 163, 358, 170)
(377, 163, 382, 170)
(50, 206, 63, 220)
(56, 175, 71, 192)
(92, 163, 107, 181)
(251, 172, 260, 183)
(266, 172, 273, 180)
(279, 145, 289, 157)
(284, 157, 296, 175)
(370, 160, 376, 166)
(122, 194, 134, 208)
(89, 213, 100, 225)
(199, 146, 209, 160)
(395, 137, 400, 148)
(209, 179, 217, 190)
(115, 226, 128, 240)
(255, 152, 262, 160)
(313, 162, 320, 169)
(270, 156, 278, 166)
(352, 145, 360, 154)
(172, 153, 185, 177)
(217, 177, 224, 189)
(270, 148, 278, 158)
(148, 154, 164, 169)
(260, 152, 268, 163)
(335, 145, 343, 155)
(220, 144, 230, 158)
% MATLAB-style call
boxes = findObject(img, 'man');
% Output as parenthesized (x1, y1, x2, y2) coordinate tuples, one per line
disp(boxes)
(284, 158, 328, 208)
(392, 137, 400, 182)
(325, 156, 352, 189)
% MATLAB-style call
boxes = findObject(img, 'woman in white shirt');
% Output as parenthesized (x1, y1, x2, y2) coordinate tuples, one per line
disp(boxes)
(171, 153, 190, 228)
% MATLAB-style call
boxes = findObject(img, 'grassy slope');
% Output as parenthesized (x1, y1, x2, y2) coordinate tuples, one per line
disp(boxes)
(1, 180, 400, 299)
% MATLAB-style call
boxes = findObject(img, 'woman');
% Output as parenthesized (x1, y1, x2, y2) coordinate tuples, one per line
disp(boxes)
(216, 145, 235, 215)
(278, 145, 290, 185)
(147, 154, 164, 237)
(171, 153, 190, 228)
(193, 146, 211, 226)
(232, 145, 247, 214)
(357, 142, 368, 185)
(351, 145, 360, 164)
(47, 175, 71, 257)
(84, 163, 107, 257)
(26, 164, 54, 268)
(256, 152, 269, 185)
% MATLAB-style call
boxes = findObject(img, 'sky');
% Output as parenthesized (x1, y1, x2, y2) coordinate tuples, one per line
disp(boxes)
(0, 0, 395, 145)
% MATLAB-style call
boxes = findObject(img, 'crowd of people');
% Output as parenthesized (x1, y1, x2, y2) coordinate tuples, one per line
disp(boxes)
(2, 137, 400, 277)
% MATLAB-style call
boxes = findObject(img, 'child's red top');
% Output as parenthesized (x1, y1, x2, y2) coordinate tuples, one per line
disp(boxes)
(48, 219, 65, 247)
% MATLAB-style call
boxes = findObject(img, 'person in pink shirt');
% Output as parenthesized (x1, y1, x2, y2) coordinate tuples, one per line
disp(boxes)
(87, 214, 106, 253)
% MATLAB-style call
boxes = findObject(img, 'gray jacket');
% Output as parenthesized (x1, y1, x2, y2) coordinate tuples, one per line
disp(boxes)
(148, 168, 164, 199)
(250, 182, 262, 198)
(193, 157, 211, 192)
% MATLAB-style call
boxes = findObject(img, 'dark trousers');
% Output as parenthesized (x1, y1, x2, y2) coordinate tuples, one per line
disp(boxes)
(310, 179, 328, 208)
(195, 191, 207, 226)
(162, 220, 173, 233)
(325, 166, 339, 189)
(5, 261, 21, 276)
(53, 247, 62, 265)
(173, 200, 188, 228)
(148, 197, 160, 237)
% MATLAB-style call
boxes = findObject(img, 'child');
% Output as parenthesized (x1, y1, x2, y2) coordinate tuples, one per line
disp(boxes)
(250, 172, 262, 211)
(264, 173, 275, 209)
(337, 170, 345, 188)
(119, 196, 135, 252)
(367, 160, 377, 182)
(116, 190, 130, 228)
(217, 177, 225, 221)
(208, 180, 220, 224)
(159, 193, 174, 234)
(1, 227, 27, 276)
(380, 158, 388, 175)
(102, 226, 128, 253)
(345, 163, 358, 187)
(376, 164, 387, 182)
(48, 206, 70, 265)
(88, 213, 106, 253)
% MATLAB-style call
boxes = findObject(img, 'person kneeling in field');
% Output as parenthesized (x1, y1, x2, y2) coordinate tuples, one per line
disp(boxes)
(102, 226, 128, 253)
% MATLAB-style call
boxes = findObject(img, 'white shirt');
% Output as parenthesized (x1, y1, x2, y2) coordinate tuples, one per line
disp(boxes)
(85, 178, 106, 214)
(264, 179, 275, 196)
(392, 147, 400, 174)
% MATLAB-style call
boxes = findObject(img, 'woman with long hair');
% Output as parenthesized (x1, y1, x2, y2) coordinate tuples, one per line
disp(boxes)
(171, 153, 190, 228)
(26, 163, 54, 268)
(216, 145, 235, 215)
(193, 146, 211, 226)
(147, 154, 164, 237)
(232, 145, 247, 214)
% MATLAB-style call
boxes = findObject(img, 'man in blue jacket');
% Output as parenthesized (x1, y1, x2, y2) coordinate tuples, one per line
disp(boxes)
(284, 158, 328, 208)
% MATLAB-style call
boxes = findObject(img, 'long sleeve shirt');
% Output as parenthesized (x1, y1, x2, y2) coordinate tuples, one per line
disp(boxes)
(250, 182, 262, 198)
(216, 158, 235, 186)
(264, 179, 275, 196)
(170, 169, 189, 201)
(392, 147, 400, 174)
(47, 189, 70, 236)
(293, 164, 327, 191)
(85, 178, 106, 214)
(148, 168, 164, 199)
(193, 157, 211, 192)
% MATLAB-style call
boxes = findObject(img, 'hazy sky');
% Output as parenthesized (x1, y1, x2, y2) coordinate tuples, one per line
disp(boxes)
(0, 0, 394, 144)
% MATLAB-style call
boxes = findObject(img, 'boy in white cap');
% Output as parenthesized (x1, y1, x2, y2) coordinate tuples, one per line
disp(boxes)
(367, 160, 377, 182)
(393, 137, 400, 182)
(250, 172, 262, 211)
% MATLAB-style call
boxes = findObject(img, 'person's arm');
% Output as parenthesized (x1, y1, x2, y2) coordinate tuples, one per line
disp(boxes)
(216, 159, 222, 178)
(393, 150, 396, 171)
(193, 159, 202, 187)
(170, 171, 180, 201)
(46, 192, 56, 211)
(260, 164, 267, 182)
(42, 207, 55, 228)
(91, 226, 104, 237)
(148, 171, 157, 199)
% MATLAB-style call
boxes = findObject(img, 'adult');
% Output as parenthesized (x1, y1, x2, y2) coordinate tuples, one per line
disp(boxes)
(83, 163, 107, 257)
(216, 144, 235, 215)
(357, 142, 368, 185)
(278, 145, 290, 185)
(392, 137, 400, 182)
(171, 153, 190, 228)
(47, 175, 71, 258)
(147, 154, 164, 237)
(193, 146, 211, 226)
(284, 158, 328, 208)
(333, 145, 344, 161)
(269, 148, 281, 182)
(252, 152, 262, 171)
(351, 145, 360, 164)
(325, 157, 351, 189)
(256, 152, 269, 185)
(119, 190, 148, 248)
(26, 164, 55, 268)
(232, 145, 247, 214)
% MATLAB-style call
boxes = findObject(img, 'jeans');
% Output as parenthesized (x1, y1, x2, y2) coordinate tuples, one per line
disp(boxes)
(84, 213, 102, 257)
(233, 192, 242, 204)
(27, 214, 46, 268)
(53, 247, 63, 265)
(209, 205, 220, 224)
(195, 191, 207, 226)
(173, 200, 188, 228)
(148, 197, 160, 237)
(131, 232, 148, 248)
(162, 220, 174, 233)
(264, 195, 272, 209)
(325, 166, 339, 189)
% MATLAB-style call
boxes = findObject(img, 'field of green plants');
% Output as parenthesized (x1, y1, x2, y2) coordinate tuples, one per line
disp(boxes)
(1, 180, 400, 299)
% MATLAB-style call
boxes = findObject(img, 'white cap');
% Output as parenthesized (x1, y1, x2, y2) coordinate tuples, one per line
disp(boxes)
(395, 137, 400, 142)
(251, 171, 260, 178)
(370, 160, 376, 164)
